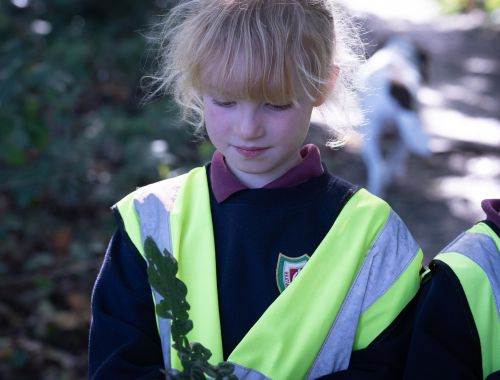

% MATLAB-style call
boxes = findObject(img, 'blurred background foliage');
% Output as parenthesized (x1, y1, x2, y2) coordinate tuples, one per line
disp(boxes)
(439, 0, 500, 13)
(0, 0, 499, 378)
(0, 0, 213, 378)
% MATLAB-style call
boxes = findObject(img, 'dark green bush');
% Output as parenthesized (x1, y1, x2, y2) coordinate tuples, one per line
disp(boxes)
(0, 1, 210, 378)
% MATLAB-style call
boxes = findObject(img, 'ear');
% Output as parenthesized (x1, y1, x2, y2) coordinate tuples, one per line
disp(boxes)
(313, 65, 339, 107)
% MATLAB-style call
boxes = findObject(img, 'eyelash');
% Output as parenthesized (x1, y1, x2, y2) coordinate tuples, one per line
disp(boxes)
(212, 99, 236, 108)
(267, 103, 293, 111)
(211, 99, 293, 111)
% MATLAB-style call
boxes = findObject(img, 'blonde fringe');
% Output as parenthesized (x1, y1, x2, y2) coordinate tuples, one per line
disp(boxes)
(143, 0, 366, 147)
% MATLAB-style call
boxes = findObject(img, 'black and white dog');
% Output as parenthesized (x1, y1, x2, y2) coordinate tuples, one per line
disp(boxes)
(359, 35, 431, 196)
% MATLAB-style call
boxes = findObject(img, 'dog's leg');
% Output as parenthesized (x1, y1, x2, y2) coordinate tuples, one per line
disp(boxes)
(387, 141, 409, 182)
(395, 109, 431, 157)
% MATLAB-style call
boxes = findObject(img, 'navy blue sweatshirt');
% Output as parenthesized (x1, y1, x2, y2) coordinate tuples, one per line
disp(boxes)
(89, 166, 418, 379)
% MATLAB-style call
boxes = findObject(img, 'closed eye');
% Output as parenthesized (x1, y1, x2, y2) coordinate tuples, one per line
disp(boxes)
(212, 99, 236, 108)
(266, 103, 294, 111)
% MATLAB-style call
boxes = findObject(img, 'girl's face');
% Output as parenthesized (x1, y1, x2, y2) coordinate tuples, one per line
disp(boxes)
(202, 92, 317, 188)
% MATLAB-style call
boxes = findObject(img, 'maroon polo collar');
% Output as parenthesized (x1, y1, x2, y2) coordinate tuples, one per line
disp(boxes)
(482, 199, 500, 230)
(210, 144, 324, 203)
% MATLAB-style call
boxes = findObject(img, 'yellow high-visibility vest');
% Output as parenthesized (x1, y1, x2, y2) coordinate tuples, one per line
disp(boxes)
(115, 166, 422, 379)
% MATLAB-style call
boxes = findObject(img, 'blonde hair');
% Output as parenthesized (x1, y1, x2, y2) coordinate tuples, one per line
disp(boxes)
(146, 0, 364, 147)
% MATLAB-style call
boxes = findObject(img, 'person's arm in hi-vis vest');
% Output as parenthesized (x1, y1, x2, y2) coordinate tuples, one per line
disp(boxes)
(404, 261, 483, 379)
(405, 199, 500, 379)
(88, 221, 163, 379)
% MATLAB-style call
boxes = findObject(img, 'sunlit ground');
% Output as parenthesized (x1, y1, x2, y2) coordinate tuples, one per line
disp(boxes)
(319, 0, 500, 223)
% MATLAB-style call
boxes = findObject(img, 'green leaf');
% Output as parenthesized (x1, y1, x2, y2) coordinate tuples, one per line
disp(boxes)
(191, 343, 212, 361)
(191, 368, 206, 380)
(172, 319, 193, 337)
(144, 236, 235, 379)
(203, 365, 219, 379)
(155, 301, 173, 320)
(216, 362, 237, 377)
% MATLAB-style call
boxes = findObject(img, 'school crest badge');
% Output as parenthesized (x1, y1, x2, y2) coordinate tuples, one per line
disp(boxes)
(276, 253, 310, 293)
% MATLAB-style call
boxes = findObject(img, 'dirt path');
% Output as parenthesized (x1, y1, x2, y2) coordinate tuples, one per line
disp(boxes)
(317, 8, 500, 261)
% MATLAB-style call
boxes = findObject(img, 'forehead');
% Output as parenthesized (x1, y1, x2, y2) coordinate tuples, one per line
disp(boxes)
(196, 52, 299, 103)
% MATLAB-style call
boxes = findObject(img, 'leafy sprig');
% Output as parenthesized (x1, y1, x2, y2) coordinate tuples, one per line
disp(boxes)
(144, 236, 237, 380)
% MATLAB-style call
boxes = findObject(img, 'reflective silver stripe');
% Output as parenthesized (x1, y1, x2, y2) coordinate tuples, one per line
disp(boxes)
(133, 176, 187, 371)
(308, 210, 420, 379)
(440, 231, 500, 318)
(232, 363, 270, 379)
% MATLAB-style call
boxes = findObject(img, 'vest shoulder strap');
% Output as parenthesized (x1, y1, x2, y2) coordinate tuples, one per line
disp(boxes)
(113, 170, 194, 370)
(114, 171, 191, 258)
(309, 189, 421, 378)
(437, 224, 500, 318)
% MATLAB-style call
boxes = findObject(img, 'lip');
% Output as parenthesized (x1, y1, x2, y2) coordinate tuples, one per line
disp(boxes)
(233, 145, 269, 158)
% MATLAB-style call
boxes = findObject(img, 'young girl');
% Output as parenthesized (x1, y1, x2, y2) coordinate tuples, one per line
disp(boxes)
(89, 1, 423, 378)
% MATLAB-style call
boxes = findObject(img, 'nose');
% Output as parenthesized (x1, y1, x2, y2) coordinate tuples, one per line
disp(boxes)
(236, 104, 264, 139)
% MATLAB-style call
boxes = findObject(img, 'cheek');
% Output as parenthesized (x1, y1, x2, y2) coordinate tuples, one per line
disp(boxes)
(279, 111, 311, 138)
(204, 104, 228, 129)
(203, 103, 216, 124)
(203, 105, 226, 145)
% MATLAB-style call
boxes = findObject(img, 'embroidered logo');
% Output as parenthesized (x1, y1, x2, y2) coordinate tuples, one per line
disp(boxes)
(276, 253, 310, 293)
